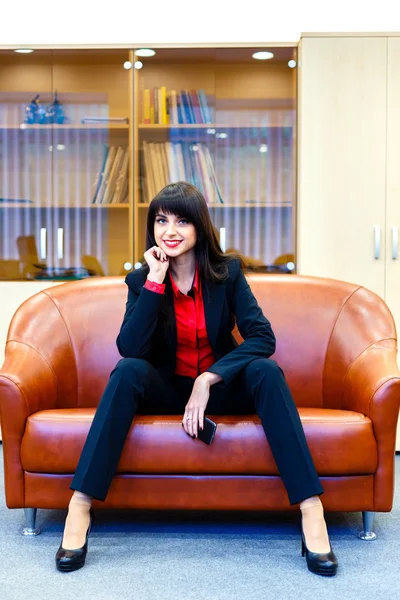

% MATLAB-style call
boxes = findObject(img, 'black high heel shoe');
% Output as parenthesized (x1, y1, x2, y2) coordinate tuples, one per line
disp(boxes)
(301, 519, 338, 577)
(56, 509, 93, 572)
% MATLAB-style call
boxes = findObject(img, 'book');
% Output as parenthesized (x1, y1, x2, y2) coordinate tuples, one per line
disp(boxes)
(160, 86, 167, 125)
(94, 146, 117, 204)
(186, 90, 196, 123)
(154, 88, 159, 124)
(180, 90, 193, 124)
(149, 88, 155, 124)
(111, 148, 129, 204)
(143, 89, 150, 124)
(166, 92, 171, 125)
(190, 90, 204, 124)
(176, 93, 184, 124)
(203, 145, 224, 203)
(91, 144, 109, 204)
(142, 142, 154, 202)
(198, 90, 212, 123)
(169, 91, 179, 125)
(103, 146, 125, 204)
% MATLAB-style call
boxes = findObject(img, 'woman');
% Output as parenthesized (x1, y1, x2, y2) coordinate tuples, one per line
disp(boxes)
(56, 182, 338, 576)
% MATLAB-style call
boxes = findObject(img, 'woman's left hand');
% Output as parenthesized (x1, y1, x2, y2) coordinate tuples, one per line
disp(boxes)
(182, 374, 211, 438)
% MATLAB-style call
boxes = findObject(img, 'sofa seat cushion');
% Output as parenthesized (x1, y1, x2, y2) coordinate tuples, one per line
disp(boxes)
(21, 407, 377, 476)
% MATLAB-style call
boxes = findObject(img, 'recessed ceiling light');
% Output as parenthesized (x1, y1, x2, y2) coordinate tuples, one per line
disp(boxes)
(135, 48, 156, 58)
(252, 51, 274, 60)
(14, 48, 34, 54)
(123, 61, 132, 70)
(134, 61, 143, 70)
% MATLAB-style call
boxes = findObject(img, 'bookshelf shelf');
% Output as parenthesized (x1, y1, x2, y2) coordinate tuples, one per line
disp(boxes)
(139, 124, 212, 129)
(0, 203, 130, 209)
(138, 203, 293, 209)
(0, 124, 129, 131)
(138, 124, 292, 130)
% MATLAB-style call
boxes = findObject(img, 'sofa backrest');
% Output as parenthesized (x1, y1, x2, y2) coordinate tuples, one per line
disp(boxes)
(5, 274, 397, 410)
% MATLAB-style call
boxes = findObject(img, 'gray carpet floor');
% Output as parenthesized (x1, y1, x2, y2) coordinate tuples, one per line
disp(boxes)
(0, 444, 399, 600)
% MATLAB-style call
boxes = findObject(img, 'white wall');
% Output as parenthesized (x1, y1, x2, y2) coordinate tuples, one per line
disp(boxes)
(1, 1, 400, 47)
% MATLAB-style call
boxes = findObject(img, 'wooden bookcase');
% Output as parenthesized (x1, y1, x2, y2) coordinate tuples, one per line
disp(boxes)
(0, 45, 297, 281)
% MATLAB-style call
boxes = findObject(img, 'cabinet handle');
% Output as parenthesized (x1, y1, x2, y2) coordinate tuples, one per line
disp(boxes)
(374, 225, 381, 260)
(40, 228, 47, 260)
(392, 226, 398, 260)
(57, 228, 64, 260)
(219, 227, 226, 253)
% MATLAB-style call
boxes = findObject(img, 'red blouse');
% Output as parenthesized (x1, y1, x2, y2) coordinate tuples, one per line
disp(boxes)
(143, 266, 215, 378)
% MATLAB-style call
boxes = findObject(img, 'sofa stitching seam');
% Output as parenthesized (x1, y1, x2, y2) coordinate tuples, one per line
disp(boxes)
(322, 285, 363, 408)
(42, 289, 79, 407)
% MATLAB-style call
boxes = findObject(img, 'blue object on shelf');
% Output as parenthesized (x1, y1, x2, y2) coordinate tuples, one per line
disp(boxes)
(24, 94, 40, 124)
(46, 90, 65, 124)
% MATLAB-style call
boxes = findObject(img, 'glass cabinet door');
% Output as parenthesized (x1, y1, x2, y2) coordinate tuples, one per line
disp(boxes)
(211, 47, 296, 273)
(51, 49, 132, 278)
(0, 49, 132, 281)
(0, 50, 54, 280)
(134, 46, 296, 273)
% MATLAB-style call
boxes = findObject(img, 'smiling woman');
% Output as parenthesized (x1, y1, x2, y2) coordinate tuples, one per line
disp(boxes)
(56, 181, 338, 578)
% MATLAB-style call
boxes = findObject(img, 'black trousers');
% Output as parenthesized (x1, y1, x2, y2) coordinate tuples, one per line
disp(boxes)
(70, 357, 323, 505)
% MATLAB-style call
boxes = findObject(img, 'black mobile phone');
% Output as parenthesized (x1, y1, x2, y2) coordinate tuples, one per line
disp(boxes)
(197, 416, 217, 445)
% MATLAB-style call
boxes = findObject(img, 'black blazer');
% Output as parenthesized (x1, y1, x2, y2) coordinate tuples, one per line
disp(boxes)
(116, 259, 276, 385)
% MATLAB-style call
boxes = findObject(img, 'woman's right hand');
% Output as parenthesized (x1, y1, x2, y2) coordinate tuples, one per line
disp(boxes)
(144, 246, 169, 284)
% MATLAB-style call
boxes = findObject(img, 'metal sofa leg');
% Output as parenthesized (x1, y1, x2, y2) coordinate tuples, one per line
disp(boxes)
(358, 511, 377, 541)
(22, 508, 41, 536)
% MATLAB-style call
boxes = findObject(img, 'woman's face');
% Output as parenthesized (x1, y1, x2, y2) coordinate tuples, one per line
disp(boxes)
(154, 212, 197, 258)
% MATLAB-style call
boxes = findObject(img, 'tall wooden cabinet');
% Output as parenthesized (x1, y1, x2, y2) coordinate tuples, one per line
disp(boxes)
(297, 33, 400, 447)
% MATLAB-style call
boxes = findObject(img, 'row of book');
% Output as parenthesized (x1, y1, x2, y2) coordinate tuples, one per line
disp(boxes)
(141, 141, 223, 205)
(92, 145, 129, 204)
(143, 88, 213, 125)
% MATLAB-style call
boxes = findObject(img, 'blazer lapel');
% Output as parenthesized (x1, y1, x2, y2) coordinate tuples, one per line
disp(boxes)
(203, 279, 225, 353)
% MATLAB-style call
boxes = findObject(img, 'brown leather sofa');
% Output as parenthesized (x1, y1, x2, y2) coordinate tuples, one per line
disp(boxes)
(1, 274, 399, 539)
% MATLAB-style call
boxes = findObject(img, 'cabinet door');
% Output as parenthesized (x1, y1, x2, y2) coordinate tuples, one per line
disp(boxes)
(211, 48, 296, 273)
(385, 37, 400, 449)
(297, 36, 387, 297)
(0, 49, 132, 281)
(385, 37, 400, 344)
(134, 47, 297, 273)
(0, 51, 54, 280)
(51, 50, 132, 278)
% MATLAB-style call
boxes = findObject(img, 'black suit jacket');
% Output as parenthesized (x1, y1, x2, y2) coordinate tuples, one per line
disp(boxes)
(116, 259, 276, 385)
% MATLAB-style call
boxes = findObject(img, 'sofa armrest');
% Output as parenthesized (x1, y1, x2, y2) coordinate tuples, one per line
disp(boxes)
(342, 339, 400, 511)
(0, 341, 57, 507)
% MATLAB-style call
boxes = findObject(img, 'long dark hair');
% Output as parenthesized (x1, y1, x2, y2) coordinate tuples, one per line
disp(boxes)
(145, 181, 244, 282)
